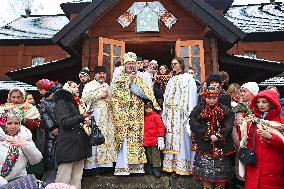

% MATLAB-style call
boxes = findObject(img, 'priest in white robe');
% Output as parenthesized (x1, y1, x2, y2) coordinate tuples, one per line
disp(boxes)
(162, 57, 197, 175)
(82, 66, 117, 170)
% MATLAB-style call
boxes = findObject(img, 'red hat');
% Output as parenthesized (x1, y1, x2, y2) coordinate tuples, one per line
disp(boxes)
(202, 86, 221, 97)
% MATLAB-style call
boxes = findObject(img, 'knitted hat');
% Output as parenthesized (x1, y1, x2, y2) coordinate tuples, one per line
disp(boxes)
(79, 67, 90, 79)
(202, 86, 221, 97)
(205, 74, 222, 87)
(94, 66, 107, 74)
(123, 52, 137, 65)
(36, 79, 55, 91)
(241, 82, 259, 96)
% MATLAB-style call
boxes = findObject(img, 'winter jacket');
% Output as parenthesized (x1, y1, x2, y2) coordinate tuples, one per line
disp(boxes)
(39, 93, 59, 170)
(53, 90, 91, 164)
(144, 112, 165, 146)
(190, 103, 236, 156)
(0, 126, 42, 186)
(245, 90, 284, 189)
(279, 98, 284, 116)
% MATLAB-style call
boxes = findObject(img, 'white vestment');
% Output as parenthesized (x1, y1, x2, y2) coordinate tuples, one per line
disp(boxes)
(162, 73, 197, 175)
(82, 80, 117, 169)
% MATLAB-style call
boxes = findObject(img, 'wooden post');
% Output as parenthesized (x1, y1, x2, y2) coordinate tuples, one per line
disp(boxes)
(210, 36, 219, 73)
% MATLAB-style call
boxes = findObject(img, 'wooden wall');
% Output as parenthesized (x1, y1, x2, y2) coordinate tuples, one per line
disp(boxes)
(0, 44, 68, 80)
(82, 0, 218, 81)
(228, 41, 284, 62)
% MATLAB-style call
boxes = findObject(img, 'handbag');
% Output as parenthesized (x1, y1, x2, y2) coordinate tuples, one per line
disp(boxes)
(0, 174, 41, 189)
(90, 116, 105, 146)
(237, 125, 256, 165)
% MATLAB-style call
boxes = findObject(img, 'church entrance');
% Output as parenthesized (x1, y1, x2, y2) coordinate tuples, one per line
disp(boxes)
(98, 37, 205, 82)
(126, 41, 175, 69)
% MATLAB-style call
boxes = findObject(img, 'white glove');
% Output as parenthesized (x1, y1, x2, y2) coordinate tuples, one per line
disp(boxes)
(157, 137, 165, 150)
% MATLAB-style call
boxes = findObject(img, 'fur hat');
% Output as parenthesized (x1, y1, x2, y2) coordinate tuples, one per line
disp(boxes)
(94, 66, 107, 74)
(202, 86, 221, 98)
(79, 67, 90, 79)
(123, 52, 137, 65)
(206, 74, 222, 87)
(241, 82, 259, 96)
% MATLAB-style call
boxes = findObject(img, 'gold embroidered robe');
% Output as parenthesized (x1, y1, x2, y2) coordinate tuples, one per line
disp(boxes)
(111, 73, 160, 164)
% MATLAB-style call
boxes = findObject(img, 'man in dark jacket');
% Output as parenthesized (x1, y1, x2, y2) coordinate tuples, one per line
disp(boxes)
(36, 79, 62, 184)
(78, 67, 90, 98)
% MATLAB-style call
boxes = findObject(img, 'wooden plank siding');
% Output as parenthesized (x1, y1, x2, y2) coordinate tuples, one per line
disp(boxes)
(89, 0, 205, 41)
(84, 0, 215, 81)
(228, 41, 284, 63)
(0, 45, 68, 80)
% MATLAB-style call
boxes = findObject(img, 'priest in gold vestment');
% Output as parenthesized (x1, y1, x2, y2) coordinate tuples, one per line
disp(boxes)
(111, 52, 160, 175)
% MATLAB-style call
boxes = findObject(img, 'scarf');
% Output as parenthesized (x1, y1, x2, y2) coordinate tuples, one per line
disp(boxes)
(1, 145, 20, 178)
(73, 96, 91, 136)
(232, 103, 284, 147)
(201, 103, 225, 141)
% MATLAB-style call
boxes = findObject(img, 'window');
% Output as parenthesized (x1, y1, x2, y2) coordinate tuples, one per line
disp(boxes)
(32, 57, 45, 66)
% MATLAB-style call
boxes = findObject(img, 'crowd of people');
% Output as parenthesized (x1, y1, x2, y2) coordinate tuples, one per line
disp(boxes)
(0, 51, 283, 189)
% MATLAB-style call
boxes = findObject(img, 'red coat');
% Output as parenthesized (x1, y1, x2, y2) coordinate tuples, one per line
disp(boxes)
(144, 112, 165, 146)
(245, 90, 284, 189)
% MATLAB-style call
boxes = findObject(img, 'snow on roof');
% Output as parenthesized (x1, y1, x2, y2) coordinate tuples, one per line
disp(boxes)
(225, 3, 284, 33)
(0, 15, 69, 40)
(259, 76, 284, 86)
(234, 54, 282, 64)
(0, 80, 37, 91)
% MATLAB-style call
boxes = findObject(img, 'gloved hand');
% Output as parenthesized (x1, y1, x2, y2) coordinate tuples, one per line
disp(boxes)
(157, 137, 165, 150)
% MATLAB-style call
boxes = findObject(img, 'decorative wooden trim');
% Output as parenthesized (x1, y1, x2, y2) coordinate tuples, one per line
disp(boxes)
(175, 40, 205, 82)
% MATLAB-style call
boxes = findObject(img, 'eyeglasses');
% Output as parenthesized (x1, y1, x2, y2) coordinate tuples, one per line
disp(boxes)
(171, 62, 179, 66)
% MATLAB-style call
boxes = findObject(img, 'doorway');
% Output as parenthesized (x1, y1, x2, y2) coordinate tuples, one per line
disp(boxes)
(126, 41, 175, 69)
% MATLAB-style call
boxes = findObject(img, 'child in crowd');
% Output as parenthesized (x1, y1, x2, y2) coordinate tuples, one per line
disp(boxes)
(143, 102, 165, 178)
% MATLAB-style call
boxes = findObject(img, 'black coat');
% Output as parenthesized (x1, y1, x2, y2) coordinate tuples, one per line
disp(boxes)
(53, 90, 91, 164)
(190, 103, 236, 156)
(39, 93, 58, 170)
(78, 83, 85, 98)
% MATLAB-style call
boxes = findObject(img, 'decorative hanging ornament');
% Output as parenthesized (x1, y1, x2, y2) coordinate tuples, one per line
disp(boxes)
(117, 1, 177, 29)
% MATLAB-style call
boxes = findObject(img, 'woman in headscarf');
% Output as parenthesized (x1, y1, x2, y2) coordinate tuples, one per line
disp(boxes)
(0, 87, 41, 138)
(0, 110, 42, 186)
(190, 86, 236, 189)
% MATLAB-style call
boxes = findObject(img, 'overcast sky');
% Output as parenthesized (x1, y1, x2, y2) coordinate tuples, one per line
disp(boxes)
(0, 0, 283, 25)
